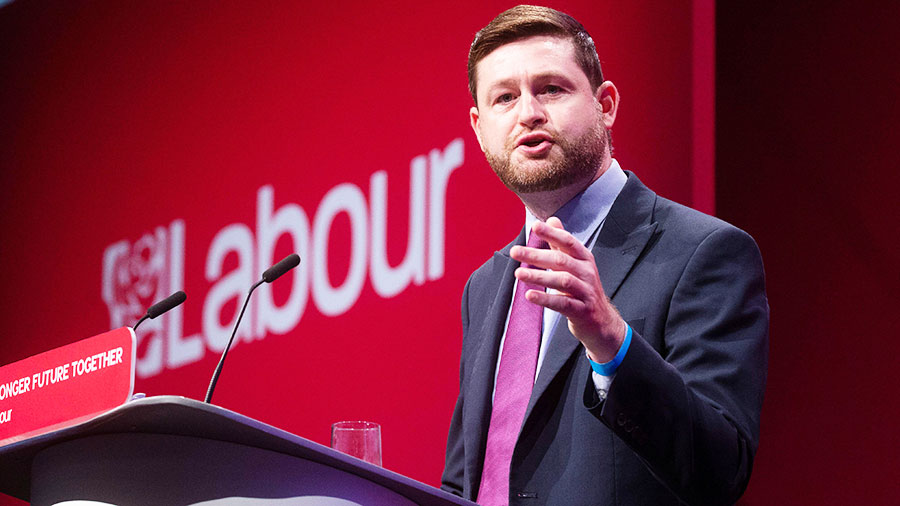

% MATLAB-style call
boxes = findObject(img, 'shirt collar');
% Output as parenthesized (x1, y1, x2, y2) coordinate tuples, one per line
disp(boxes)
(525, 158, 627, 245)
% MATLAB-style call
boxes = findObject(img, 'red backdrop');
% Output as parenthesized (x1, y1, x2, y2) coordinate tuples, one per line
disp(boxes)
(0, 0, 712, 503)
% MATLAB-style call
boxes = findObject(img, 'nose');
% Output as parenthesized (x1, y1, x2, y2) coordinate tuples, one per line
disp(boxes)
(517, 92, 547, 129)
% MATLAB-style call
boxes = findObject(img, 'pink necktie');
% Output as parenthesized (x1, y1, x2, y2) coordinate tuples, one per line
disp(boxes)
(477, 232, 548, 506)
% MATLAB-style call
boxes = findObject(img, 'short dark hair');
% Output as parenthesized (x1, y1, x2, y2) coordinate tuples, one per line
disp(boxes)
(468, 5, 605, 106)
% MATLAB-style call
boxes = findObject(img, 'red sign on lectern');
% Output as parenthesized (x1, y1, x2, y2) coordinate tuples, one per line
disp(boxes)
(0, 327, 135, 447)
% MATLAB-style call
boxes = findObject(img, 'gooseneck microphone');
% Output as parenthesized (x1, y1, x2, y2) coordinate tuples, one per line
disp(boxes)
(132, 291, 187, 331)
(204, 253, 300, 404)
(262, 252, 301, 283)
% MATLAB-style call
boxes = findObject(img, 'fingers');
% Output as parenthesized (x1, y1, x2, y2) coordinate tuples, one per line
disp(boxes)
(511, 217, 624, 355)
(515, 266, 592, 300)
(523, 287, 588, 315)
(511, 219, 593, 264)
(535, 219, 591, 259)
(513, 217, 625, 357)
(511, 216, 595, 286)
(512, 245, 579, 272)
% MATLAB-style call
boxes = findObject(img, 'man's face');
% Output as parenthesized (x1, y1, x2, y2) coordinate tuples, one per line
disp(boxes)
(470, 35, 614, 195)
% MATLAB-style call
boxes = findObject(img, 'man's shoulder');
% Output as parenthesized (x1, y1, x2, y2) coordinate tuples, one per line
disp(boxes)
(644, 190, 764, 271)
(466, 235, 519, 289)
(623, 172, 756, 247)
(655, 194, 746, 241)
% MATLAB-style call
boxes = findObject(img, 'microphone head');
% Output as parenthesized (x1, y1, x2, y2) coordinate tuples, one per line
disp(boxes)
(262, 254, 301, 283)
(146, 290, 187, 319)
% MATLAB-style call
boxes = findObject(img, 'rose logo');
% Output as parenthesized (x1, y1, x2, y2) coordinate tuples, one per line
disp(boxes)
(102, 226, 170, 377)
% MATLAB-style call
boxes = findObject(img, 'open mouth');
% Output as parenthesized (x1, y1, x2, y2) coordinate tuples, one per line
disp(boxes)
(517, 132, 554, 149)
(516, 133, 554, 154)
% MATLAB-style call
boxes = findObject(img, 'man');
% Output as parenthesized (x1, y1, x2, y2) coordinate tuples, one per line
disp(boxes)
(441, 6, 768, 506)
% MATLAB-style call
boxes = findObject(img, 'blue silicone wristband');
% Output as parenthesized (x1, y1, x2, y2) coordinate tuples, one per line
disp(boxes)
(587, 323, 632, 376)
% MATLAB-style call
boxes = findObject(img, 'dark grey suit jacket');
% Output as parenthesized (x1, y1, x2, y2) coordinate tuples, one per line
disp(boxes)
(441, 172, 768, 505)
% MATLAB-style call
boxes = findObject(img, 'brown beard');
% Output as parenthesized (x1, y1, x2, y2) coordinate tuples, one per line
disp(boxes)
(486, 121, 609, 194)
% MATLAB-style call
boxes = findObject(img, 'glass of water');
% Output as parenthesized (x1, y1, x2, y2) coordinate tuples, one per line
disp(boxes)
(331, 420, 382, 466)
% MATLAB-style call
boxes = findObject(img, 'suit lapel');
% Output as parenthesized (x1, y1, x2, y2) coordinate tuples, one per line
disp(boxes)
(593, 221, 658, 299)
(592, 172, 659, 299)
(524, 172, 659, 426)
(463, 230, 523, 494)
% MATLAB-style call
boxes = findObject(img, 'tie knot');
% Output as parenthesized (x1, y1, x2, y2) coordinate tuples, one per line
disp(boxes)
(526, 231, 548, 250)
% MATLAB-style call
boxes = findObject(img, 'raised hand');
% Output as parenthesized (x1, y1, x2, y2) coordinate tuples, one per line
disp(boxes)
(510, 217, 626, 362)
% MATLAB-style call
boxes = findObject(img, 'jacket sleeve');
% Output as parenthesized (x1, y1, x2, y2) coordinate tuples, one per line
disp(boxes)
(585, 225, 769, 505)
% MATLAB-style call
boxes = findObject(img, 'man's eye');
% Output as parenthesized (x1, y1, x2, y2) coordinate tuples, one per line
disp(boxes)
(496, 93, 515, 104)
(544, 85, 562, 95)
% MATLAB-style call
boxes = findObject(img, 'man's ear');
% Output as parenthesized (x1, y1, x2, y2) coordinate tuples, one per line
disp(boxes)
(470, 106, 485, 152)
(596, 81, 619, 129)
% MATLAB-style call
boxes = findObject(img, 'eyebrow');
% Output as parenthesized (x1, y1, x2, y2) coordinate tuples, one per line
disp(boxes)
(484, 72, 575, 93)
